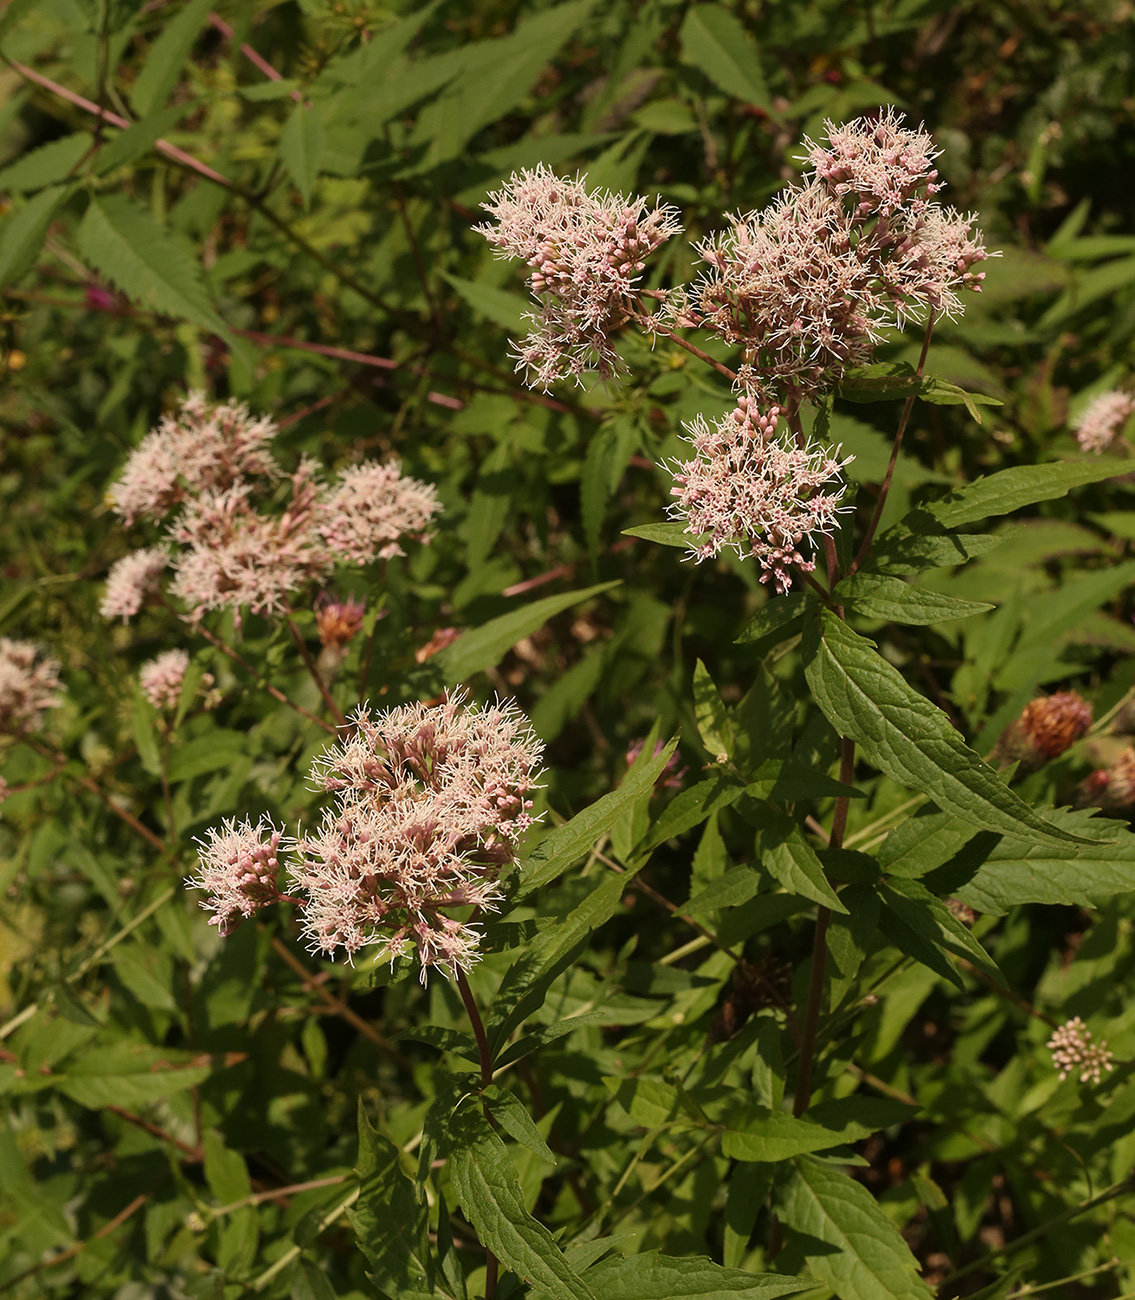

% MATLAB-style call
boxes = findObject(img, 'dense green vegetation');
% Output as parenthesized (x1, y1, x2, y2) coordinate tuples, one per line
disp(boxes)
(3, 2, 1135, 1297)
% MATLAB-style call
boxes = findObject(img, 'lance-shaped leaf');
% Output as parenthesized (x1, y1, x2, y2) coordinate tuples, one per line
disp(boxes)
(868, 519, 1014, 577)
(622, 520, 701, 548)
(516, 732, 679, 897)
(738, 801, 846, 912)
(350, 1103, 438, 1300)
(835, 573, 992, 625)
(777, 1156, 933, 1300)
(953, 805, 1135, 915)
(448, 1105, 597, 1300)
(877, 876, 1004, 989)
(917, 459, 1135, 529)
(802, 610, 1089, 847)
(584, 1250, 809, 1299)
(721, 1104, 856, 1161)
(438, 581, 620, 681)
(735, 591, 816, 643)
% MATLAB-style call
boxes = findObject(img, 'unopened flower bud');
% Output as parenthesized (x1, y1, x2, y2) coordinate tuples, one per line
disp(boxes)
(994, 691, 1092, 775)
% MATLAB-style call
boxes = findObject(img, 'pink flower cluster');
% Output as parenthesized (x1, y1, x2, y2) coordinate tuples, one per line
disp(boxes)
(99, 546, 169, 622)
(1047, 1016, 1114, 1084)
(1075, 390, 1134, 454)
(0, 638, 62, 733)
(139, 648, 215, 711)
(686, 112, 992, 402)
(103, 394, 441, 623)
(317, 460, 440, 563)
(478, 164, 681, 389)
(289, 691, 544, 979)
(108, 391, 278, 525)
(801, 108, 943, 218)
(667, 398, 851, 593)
(187, 817, 289, 937)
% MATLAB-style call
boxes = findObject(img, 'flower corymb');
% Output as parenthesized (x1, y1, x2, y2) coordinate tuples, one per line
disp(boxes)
(290, 691, 544, 979)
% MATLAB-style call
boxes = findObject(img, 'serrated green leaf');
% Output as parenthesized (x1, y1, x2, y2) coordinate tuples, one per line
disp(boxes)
(777, 1156, 933, 1300)
(679, 4, 770, 107)
(438, 581, 620, 681)
(131, 0, 213, 116)
(694, 659, 733, 759)
(802, 609, 1087, 846)
(721, 1104, 849, 1161)
(350, 1103, 437, 1300)
(739, 803, 847, 912)
(835, 573, 992, 624)
(954, 805, 1135, 915)
(683, 864, 763, 915)
(584, 1251, 807, 1300)
(0, 185, 68, 287)
(131, 684, 162, 777)
(838, 364, 1002, 424)
(919, 459, 1134, 530)
(877, 876, 1003, 989)
(483, 1084, 556, 1162)
(0, 135, 89, 193)
(868, 520, 1014, 577)
(279, 101, 325, 208)
(826, 883, 880, 1009)
(494, 1010, 606, 1070)
(631, 775, 748, 863)
(724, 1164, 774, 1270)
(448, 1105, 597, 1300)
(56, 1044, 212, 1109)
(95, 100, 198, 174)
(77, 195, 231, 339)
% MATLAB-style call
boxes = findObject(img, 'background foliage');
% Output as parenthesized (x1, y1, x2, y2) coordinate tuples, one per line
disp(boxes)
(3, 1, 1135, 1297)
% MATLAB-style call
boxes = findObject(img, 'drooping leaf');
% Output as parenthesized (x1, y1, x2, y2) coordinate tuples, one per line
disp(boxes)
(954, 805, 1135, 915)
(483, 1085, 557, 1162)
(737, 802, 847, 912)
(777, 1156, 933, 1300)
(877, 876, 1004, 989)
(448, 1105, 597, 1300)
(735, 591, 816, 644)
(77, 195, 231, 339)
(802, 609, 1088, 846)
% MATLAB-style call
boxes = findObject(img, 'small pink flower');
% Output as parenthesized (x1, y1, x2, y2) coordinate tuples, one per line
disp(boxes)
(100, 546, 169, 622)
(318, 459, 441, 564)
(292, 691, 544, 979)
(1075, 390, 1134, 454)
(667, 398, 851, 594)
(477, 164, 681, 389)
(139, 649, 214, 711)
(0, 638, 62, 733)
(187, 816, 290, 937)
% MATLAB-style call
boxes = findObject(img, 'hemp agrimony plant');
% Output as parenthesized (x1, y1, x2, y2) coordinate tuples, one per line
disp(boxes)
(7, 8, 1135, 1292)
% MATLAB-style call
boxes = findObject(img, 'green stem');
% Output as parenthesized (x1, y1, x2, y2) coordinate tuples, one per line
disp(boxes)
(455, 968, 499, 1299)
